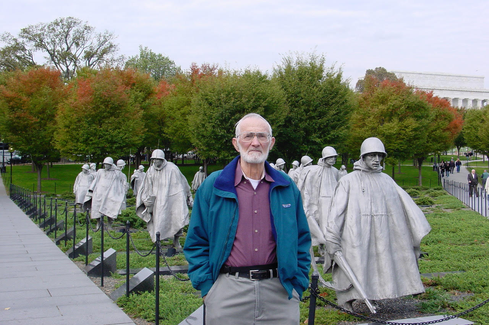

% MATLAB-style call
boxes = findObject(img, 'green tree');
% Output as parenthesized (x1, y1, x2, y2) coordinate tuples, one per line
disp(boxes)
(453, 108, 467, 156)
(55, 68, 151, 163)
(350, 76, 432, 180)
(272, 52, 356, 164)
(2, 17, 120, 80)
(413, 91, 463, 184)
(464, 105, 489, 166)
(189, 69, 287, 169)
(0, 33, 37, 71)
(125, 46, 180, 81)
(355, 67, 398, 93)
(0, 67, 66, 192)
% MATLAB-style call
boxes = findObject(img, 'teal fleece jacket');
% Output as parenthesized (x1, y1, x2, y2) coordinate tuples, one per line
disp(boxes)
(183, 156, 311, 299)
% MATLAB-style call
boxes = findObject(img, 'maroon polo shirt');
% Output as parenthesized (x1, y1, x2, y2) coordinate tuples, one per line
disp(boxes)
(224, 160, 277, 267)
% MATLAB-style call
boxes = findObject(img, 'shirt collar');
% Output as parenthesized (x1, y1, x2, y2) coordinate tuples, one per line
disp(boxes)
(235, 159, 274, 187)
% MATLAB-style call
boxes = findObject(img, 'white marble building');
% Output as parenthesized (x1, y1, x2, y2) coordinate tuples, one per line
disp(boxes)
(392, 71, 489, 108)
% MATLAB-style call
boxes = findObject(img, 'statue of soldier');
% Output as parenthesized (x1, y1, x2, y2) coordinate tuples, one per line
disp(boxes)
(288, 160, 300, 184)
(338, 165, 348, 179)
(84, 157, 127, 229)
(130, 165, 146, 196)
(324, 137, 431, 311)
(191, 166, 206, 192)
(89, 163, 97, 177)
(136, 149, 193, 248)
(275, 158, 286, 173)
(73, 164, 94, 206)
(296, 154, 326, 247)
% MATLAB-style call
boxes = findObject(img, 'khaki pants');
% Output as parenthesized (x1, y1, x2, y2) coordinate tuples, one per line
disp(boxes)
(204, 273, 300, 325)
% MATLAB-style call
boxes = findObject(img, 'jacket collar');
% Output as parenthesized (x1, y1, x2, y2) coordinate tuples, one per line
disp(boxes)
(214, 156, 290, 194)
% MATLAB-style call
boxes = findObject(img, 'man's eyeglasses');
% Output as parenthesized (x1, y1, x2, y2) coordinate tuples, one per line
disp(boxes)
(237, 132, 271, 143)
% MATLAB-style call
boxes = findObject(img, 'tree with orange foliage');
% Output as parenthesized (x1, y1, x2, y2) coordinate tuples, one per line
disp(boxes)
(349, 76, 432, 180)
(350, 76, 462, 185)
(55, 68, 152, 164)
(0, 67, 66, 192)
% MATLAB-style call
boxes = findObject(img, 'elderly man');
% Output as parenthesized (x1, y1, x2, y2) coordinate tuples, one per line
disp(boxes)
(184, 113, 311, 325)
(136, 149, 193, 247)
(324, 137, 431, 312)
(73, 164, 94, 205)
(84, 157, 127, 228)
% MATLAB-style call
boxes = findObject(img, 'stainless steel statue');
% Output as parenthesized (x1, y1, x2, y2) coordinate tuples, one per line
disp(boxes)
(288, 160, 300, 184)
(73, 164, 94, 205)
(323, 137, 431, 311)
(84, 157, 127, 227)
(136, 149, 193, 247)
(130, 165, 146, 196)
(191, 166, 206, 192)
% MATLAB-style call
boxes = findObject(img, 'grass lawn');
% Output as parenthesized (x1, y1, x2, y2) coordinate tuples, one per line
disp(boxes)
(4, 162, 489, 324)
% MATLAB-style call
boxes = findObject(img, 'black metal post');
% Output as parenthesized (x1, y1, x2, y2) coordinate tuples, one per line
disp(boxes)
(54, 198, 58, 240)
(101, 216, 105, 287)
(308, 272, 319, 325)
(85, 211, 89, 266)
(156, 232, 161, 325)
(9, 151, 12, 184)
(64, 201, 68, 246)
(73, 204, 77, 256)
(126, 221, 130, 298)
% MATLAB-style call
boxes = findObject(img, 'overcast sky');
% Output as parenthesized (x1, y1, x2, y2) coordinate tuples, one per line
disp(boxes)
(2, 0, 488, 88)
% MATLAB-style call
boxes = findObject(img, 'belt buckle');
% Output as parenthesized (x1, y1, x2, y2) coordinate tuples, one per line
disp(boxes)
(249, 269, 260, 280)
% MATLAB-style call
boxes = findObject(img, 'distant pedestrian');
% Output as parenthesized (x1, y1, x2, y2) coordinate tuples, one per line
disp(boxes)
(445, 161, 450, 177)
(439, 161, 445, 178)
(468, 169, 479, 198)
(455, 159, 461, 173)
(449, 159, 455, 174)
(482, 170, 489, 188)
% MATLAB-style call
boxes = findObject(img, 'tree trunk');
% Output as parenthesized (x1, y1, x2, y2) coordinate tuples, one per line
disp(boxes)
(417, 157, 424, 187)
(36, 162, 43, 193)
(391, 165, 395, 180)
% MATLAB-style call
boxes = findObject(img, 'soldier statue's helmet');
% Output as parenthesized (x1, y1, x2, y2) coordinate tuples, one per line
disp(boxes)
(321, 146, 338, 158)
(301, 155, 313, 166)
(292, 160, 300, 167)
(82, 164, 90, 171)
(360, 137, 387, 158)
(117, 159, 126, 168)
(276, 158, 286, 167)
(103, 157, 114, 165)
(151, 149, 165, 160)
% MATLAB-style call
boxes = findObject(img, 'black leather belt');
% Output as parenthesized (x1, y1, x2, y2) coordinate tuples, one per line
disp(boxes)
(220, 263, 278, 280)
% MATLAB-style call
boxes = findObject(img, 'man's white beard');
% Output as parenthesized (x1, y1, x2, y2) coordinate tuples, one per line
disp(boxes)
(238, 143, 270, 164)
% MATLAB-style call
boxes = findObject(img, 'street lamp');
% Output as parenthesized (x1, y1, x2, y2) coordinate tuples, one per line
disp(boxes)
(8, 146, 14, 185)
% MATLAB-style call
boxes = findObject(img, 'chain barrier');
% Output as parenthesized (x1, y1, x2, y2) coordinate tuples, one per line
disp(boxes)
(103, 225, 126, 240)
(157, 244, 190, 282)
(305, 287, 489, 325)
(129, 232, 156, 257)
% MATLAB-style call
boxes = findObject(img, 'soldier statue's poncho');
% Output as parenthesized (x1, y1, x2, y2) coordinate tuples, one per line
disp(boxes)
(73, 168, 94, 205)
(136, 160, 192, 242)
(324, 159, 431, 306)
(297, 164, 328, 246)
(130, 168, 146, 196)
(191, 168, 206, 192)
(85, 164, 127, 220)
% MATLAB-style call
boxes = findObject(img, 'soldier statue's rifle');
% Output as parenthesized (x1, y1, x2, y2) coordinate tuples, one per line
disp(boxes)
(333, 251, 377, 314)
